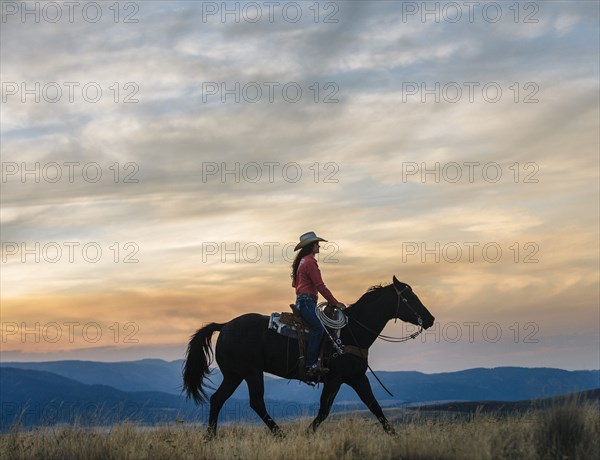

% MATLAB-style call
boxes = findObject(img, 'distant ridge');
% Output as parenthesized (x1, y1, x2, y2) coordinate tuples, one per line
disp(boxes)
(1, 360, 598, 429)
(0, 359, 185, 394)
(1, 360, 597, 401)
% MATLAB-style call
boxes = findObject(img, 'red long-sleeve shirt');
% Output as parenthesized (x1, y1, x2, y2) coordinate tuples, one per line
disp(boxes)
(292, 254, 339, 305)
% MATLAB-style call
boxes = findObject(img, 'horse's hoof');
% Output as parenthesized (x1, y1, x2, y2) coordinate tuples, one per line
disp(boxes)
(306, 423, 319, 435)
(203, 428, 217, 442)
(272, 428, 286, 439)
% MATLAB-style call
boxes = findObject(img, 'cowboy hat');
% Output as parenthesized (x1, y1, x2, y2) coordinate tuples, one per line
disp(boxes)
(294, 231, 328, 251)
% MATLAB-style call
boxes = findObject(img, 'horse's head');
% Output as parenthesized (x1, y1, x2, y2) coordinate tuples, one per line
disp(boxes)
(391, 276, 435, 329)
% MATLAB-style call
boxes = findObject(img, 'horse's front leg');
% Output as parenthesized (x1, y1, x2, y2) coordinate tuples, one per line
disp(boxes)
(347, 374, 395, 434)
(308, 376, 342, 433)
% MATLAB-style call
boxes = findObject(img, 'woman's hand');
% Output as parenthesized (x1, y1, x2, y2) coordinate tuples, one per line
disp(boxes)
(336, 302, 347, 310)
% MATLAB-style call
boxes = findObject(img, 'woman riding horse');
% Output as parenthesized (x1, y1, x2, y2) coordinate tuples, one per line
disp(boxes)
(291, 231, 346, 380)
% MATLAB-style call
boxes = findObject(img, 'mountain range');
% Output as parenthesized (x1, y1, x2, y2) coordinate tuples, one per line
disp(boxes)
(1, 360, 598, 430)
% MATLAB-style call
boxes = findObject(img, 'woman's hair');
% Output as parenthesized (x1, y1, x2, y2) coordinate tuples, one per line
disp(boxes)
(291, 244, 315, 283)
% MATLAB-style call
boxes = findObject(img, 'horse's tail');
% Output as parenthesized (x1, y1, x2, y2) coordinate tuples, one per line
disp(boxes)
(182, 322, 225, 404)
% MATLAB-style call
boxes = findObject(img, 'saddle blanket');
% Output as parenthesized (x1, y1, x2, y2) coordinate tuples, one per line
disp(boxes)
(268, 313, 309, 339)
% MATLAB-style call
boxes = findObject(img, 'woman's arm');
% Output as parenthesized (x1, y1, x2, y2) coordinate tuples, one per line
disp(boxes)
(305, 257, 339, 305)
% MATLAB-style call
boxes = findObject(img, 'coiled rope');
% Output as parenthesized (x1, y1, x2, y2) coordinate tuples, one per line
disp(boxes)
(315, 302, 347, 329)
(315, 302, 347, 355)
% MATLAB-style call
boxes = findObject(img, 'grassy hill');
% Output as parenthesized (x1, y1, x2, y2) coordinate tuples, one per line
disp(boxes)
(1, 397, 598, 460)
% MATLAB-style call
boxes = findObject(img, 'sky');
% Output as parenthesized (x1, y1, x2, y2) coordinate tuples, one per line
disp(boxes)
(0, 0, 598, 373)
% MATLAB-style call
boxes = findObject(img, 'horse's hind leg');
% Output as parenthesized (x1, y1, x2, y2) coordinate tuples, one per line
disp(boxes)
(245, 371, 282, 436)
(207, 372, 243, 438)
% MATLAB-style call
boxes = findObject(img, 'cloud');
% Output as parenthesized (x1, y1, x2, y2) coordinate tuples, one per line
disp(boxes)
(1, 1, 598, 370)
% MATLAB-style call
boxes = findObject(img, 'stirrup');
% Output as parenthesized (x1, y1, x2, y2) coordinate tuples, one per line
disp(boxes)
(306, 365, 329, 379)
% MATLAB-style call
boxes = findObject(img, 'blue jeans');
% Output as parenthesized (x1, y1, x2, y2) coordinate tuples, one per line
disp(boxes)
(296, 294, 324, 367)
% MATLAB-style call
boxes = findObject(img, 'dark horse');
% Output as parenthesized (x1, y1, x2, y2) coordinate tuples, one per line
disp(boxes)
(182, 276, 434, 436)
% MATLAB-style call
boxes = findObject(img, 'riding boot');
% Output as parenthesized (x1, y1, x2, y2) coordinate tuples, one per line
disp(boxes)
(306, 363, 329, 381)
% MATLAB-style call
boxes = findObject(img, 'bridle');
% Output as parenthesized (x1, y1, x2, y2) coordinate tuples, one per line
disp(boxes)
(348, 284, 424, 343)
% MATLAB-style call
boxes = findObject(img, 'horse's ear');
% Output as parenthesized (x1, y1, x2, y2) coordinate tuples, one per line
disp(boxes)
(392, 275, 400, 286)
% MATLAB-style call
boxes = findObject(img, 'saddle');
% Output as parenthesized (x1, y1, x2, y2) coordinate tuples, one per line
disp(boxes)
(268, 304, 336, 383)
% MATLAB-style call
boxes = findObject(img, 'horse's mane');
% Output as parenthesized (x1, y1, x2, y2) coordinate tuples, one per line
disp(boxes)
(350, 283, 390, 308)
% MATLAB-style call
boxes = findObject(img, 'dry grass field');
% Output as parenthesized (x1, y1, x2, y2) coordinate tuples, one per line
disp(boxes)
(1, 401, 598, 460)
